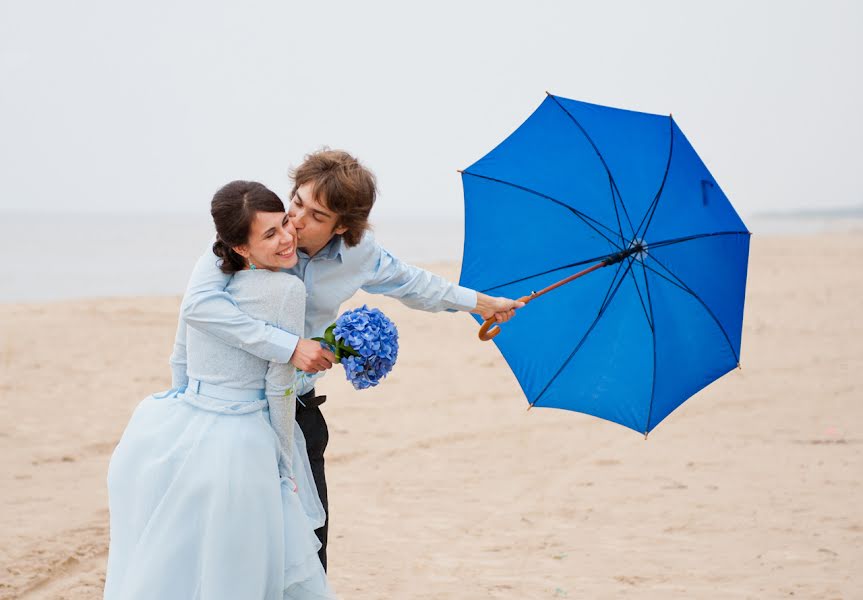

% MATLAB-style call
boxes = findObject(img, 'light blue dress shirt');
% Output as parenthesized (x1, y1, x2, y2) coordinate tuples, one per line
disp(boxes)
(171, 231, 477, 393)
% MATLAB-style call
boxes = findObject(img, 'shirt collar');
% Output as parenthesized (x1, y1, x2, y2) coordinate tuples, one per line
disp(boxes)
(304, 235, 344, 262)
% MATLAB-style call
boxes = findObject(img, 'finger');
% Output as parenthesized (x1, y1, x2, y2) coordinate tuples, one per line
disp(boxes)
(321, 348, 337, 362)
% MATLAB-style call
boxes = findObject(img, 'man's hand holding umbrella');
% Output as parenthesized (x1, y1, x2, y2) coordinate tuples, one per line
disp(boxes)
(474, 293, 525, 324)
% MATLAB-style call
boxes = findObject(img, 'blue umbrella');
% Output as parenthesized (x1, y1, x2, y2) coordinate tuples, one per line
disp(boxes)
(458, 93, 750, 436)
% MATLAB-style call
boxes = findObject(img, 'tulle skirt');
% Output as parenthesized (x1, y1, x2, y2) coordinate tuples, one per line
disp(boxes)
(104, 388, 335, 599)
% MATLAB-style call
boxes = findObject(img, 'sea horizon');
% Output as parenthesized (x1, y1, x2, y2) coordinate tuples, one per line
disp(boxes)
(2, 209, 861, 303)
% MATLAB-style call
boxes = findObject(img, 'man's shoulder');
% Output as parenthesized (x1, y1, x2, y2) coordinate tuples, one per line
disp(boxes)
(340, 230, 382, 262)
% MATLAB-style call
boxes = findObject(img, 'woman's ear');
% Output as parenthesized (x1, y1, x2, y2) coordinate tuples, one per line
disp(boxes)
(233, 244, 250, 258)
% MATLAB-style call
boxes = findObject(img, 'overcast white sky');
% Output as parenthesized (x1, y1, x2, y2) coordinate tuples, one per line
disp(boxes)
(1, 0, 860, 221)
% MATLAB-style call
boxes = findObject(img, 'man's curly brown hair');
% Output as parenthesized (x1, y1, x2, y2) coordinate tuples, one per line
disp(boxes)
(291, 149, 377, 247)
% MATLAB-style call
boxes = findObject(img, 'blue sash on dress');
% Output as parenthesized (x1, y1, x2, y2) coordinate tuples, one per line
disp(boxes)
(179, 379, 268, 415)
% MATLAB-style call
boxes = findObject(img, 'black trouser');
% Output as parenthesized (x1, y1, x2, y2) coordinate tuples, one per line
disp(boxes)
(295, 390, 329, 571)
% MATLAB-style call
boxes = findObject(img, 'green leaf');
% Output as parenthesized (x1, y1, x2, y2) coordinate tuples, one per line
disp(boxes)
(324, 323, 337, 345)
(339, 343, 361, 358)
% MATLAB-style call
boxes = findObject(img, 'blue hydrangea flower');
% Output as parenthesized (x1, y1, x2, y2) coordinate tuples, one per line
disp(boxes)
(331, 305, 399, 390)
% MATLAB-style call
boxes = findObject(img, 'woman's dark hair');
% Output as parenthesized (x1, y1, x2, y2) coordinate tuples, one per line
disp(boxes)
(211, 180, 285, 274)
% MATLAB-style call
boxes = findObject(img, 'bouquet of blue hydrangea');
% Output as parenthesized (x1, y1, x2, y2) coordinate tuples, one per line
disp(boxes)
(312, 305, 399, 390)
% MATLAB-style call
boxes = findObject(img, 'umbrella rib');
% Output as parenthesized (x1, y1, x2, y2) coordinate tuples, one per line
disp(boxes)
(478, 251, 621, 295)
(597, 256, 628, 313)
(642, 230, 750, 251)
(636, 260, 690, 295)
(639, 259, 656, 332)
(547, 93, 635, 241)
(634, 115, 675, 241)
(643, 265, 659, 434)
(642, 252, 740, 364)
(609, 179, 629, 242)
(461, 171, 623, 248)
(627, 260, 654, 332)
(531, 256, 635, 408)
(607, 172, 625, 242)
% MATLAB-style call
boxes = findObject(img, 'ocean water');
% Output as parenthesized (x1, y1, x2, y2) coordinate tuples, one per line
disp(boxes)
(0, 213, 465, 302)
(1, 211, 860, 303)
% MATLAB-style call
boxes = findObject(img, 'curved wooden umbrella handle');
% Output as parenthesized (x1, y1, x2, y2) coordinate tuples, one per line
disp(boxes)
(478, 318, 501, 341)
(478, 295, 533, 341)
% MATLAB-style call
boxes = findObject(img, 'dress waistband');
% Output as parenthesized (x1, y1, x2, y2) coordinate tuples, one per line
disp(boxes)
(187, 379, 266, 402)
(181, 379, 268, 415)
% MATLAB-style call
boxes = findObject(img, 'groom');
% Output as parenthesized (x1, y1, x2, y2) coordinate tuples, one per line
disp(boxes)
(172, 150, 521, 570)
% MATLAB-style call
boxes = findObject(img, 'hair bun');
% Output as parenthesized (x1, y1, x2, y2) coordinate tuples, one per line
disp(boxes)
(212, 238, 245, 273)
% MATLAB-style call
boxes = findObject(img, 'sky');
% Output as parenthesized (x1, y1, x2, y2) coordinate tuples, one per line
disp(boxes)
(1, 0, 861, 221)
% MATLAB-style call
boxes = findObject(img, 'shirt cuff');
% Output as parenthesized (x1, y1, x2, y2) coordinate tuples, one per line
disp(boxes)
(446, 286, 478, 313)
(267, 327, 301, 364)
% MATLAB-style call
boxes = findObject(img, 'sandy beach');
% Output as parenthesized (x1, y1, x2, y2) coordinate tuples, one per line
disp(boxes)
(1, 231, 860, 599)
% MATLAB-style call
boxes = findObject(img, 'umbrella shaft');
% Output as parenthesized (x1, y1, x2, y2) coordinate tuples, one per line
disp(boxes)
(478, 246, 641, 341)
(521, 261, 605, 304)
(522, 245, 639, 304)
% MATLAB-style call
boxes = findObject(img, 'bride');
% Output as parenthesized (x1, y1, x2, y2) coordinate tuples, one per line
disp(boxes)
(104, 181, 335, 599)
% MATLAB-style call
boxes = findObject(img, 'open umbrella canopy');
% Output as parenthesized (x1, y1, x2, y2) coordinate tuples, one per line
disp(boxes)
(459, 94, 750, 435)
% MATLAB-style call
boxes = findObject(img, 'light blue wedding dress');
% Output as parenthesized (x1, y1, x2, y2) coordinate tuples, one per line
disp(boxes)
(104, 270, 335, 599)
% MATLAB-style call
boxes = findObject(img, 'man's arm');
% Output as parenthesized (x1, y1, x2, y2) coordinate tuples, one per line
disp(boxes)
(180, 247, 301, 364)
(360, 242, 522, 320)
